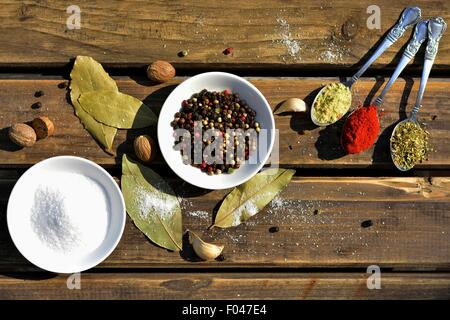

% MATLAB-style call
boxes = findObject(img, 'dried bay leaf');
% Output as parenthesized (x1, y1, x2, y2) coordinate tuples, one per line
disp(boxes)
(121, 154, 182, 251)
(72, 105, 117, 155)
(78, 91, 157, 129)
(70, 56, 118, 154)
(211, 168, 295, 228)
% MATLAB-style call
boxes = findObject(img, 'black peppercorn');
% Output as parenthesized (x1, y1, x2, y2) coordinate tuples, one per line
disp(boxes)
(31, 102, 42, 109)
(216, 254, 226, 261)
(34, 90, 44, 98)
(361, 220, 373, 228)
(269, 226, 280, 233)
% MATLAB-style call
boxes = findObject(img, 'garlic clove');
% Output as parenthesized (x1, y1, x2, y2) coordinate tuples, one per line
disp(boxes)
(274, 98, 308, 114)
(190, 231, 224, 261)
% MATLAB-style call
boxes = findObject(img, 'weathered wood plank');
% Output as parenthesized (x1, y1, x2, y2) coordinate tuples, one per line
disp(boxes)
(1, 176, 449, 270)
(0, 1, 448, 70)
(0, 77, 449, 168)
(0, 272, 449, 299)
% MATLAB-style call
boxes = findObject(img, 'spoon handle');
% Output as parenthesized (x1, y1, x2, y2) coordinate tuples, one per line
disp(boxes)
(347, 6, 421, 88)
(411, 17, 447, 121)
(373, 20, 428, 107)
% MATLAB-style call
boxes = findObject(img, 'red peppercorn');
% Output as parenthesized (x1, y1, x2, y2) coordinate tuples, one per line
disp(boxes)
(223, 47, 233, 55)
(224, 89, 232, 95)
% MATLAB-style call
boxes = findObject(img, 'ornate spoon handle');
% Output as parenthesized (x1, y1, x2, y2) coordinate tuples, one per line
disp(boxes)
(373, 20, 428, 107)
(411, 17, 447, 121)
(348, 6, 421, 88)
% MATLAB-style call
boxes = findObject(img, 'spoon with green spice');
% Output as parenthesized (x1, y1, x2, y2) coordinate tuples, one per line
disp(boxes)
(310, 6, 421, 127)
(390, 17, 446, 171)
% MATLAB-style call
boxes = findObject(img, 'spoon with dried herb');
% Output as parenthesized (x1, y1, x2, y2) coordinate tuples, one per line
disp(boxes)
(310, 7, 421, 126)
(390, 17, 446, 171)
(391, 121, 429, 171)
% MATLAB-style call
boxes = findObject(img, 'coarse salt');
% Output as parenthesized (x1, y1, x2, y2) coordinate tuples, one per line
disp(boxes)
(30, 172, 109, 254)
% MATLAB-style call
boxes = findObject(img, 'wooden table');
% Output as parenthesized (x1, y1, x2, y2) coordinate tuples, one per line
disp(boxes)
(1, 0, 450, 300)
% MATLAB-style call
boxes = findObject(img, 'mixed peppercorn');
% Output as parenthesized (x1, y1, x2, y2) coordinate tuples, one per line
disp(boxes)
(171, 89, 260, 175)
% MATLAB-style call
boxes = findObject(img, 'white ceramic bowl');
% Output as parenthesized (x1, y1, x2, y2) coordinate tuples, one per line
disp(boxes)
(7, 156, 126, 273)
(158, 72, 275, 190)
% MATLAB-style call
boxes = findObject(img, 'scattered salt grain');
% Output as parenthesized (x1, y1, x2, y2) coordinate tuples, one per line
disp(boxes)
(135, 185, 178, 221)
(232, 198, 261, 226)
(318, 39, 348, 63)
(275, 17, 301, 60)
(188, 210, 209, 219)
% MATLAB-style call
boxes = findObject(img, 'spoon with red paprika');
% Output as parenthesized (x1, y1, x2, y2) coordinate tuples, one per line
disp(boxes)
(390, 17, 446, 171)
(311, 6, 421, 127)
(341, 20, 429, 154)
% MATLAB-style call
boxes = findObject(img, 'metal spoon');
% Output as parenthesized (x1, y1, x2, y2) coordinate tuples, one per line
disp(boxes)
(373, 20, 429, 108)
(340, 20, 428, 153)
(390, 17, 447, 171)
(311, 6, 421, 126)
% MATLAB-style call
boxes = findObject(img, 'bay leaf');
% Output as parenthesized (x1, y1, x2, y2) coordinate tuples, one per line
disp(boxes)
(78, 91, 157, 129)
(211, 168, 295, 228)
(121, 154, 183, 251)
(70, 56, 118, 154)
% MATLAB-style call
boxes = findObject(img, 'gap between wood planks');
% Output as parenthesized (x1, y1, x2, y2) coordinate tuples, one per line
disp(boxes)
(0, 67, 449, 79)
(1, 168, 450, 183)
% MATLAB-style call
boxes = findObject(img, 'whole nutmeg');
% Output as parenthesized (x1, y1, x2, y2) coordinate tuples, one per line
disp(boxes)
(134, 135, 156, 163)
(147, 60, 175, 83)
(8, 123, 37, 147)
(31, 116, 54, 139)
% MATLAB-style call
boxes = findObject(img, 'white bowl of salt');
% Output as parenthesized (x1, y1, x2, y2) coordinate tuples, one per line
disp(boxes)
(7, 156, 126, 273)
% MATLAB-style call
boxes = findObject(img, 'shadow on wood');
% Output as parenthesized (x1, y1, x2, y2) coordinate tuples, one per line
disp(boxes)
(179, 231, 202, 262)
(0, 204, 50, 276)
(314, 117, 347, 161)
(0, 127, 23, 152)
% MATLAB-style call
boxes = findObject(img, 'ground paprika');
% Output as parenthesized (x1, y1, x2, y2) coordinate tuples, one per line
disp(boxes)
(342, 105, 380, 154)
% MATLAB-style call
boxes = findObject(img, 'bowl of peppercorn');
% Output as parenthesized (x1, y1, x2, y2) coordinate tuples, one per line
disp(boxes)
(158, 72, 275, 190)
